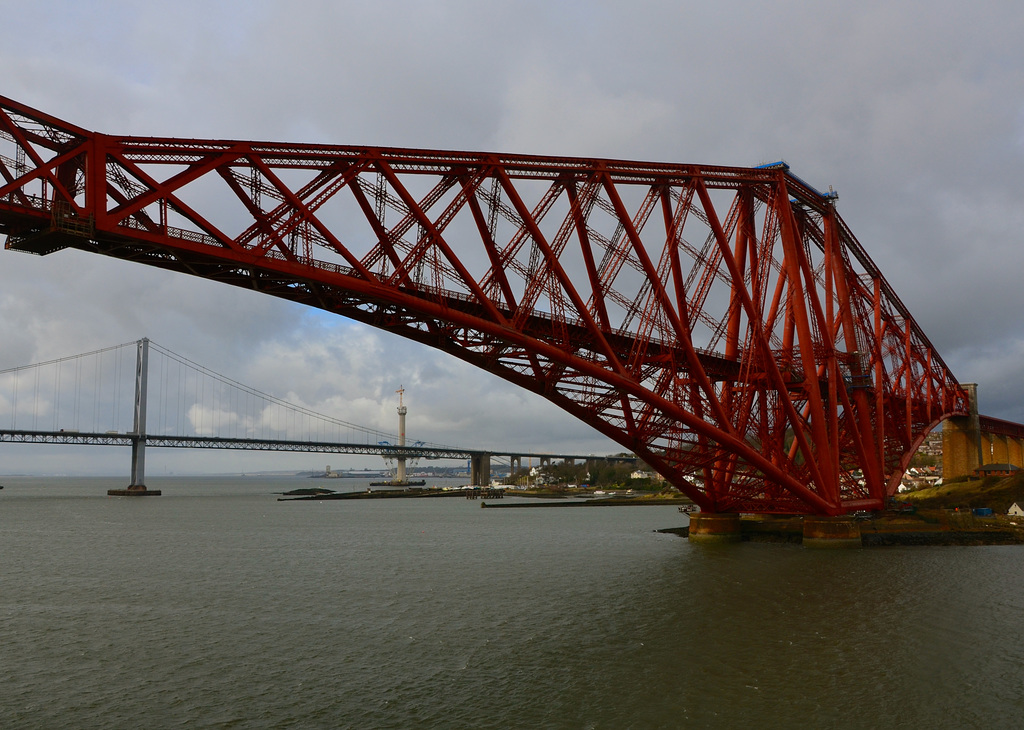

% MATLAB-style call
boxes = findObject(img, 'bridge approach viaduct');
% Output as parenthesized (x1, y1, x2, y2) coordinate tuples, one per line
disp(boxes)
(943, 384, 1024, 480)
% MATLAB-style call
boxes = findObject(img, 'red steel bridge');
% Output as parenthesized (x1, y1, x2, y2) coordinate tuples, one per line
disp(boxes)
(0, 95, 972, 515)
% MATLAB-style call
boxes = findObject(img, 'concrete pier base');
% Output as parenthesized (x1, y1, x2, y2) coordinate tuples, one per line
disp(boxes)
(802, 517, 861, 549)
(107, 484, 162, 496)
(688, 513, 742, 543)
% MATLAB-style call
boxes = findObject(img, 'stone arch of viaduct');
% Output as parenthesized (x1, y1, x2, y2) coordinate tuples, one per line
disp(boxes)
(943, 384, 1024, 478)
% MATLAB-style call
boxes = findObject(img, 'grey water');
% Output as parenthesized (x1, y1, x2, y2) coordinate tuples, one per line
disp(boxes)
(2, 476, 1023, 729)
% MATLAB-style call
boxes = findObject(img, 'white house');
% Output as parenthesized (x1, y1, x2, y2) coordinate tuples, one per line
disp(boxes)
(1008, 502, 1024, 517)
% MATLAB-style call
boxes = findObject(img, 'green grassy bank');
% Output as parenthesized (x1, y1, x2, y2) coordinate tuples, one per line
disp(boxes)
(902, 473, 1024, 513)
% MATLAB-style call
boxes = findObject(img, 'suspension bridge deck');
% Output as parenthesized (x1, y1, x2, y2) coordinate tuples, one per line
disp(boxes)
(0, 339, 633, 492)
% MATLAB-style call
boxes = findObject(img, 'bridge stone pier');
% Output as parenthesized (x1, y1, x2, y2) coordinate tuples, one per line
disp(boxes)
(943, 384, 1024, 479)
(470, 453, 491, 487)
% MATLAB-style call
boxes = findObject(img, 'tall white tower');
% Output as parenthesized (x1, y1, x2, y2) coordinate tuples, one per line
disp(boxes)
(396, 385, 408, 484)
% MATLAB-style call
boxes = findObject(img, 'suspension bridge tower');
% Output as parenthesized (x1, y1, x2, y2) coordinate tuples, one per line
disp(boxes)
(108, 338, 161, 496)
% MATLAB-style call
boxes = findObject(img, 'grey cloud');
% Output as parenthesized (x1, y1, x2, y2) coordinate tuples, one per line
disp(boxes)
(2, 0, 1023, 475)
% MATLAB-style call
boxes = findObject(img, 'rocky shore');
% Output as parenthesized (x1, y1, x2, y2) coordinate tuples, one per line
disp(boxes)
(659, 511, 1024, 547)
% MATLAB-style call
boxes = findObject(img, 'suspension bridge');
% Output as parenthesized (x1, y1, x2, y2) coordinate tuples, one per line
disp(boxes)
(0, 338, 623, 492)
(0, 94, 1018, 532)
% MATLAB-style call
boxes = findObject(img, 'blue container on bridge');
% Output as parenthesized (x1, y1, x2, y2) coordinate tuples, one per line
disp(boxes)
(972, 508, 994, 517)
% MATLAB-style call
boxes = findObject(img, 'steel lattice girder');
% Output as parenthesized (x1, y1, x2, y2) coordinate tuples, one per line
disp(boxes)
(0, 95, 969, 515)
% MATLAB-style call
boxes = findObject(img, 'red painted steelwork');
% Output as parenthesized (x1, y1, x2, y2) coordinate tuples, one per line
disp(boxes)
(0, 96, 970, 514)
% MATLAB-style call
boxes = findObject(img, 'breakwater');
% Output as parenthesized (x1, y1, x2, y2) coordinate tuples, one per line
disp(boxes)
(480, 497, 688, 508)
(279, 487, 506, 502)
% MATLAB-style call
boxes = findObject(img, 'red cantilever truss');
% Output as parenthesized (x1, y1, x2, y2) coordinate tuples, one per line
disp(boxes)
(0, 95, 969, 514)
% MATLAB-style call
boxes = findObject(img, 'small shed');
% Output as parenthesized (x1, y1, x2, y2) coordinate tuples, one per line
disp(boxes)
(973, 463, 1022, 478)
(1008, 502, 1024, 517)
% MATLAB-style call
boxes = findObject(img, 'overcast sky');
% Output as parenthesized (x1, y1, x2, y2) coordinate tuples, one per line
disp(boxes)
(1, 0, 1023, 477)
